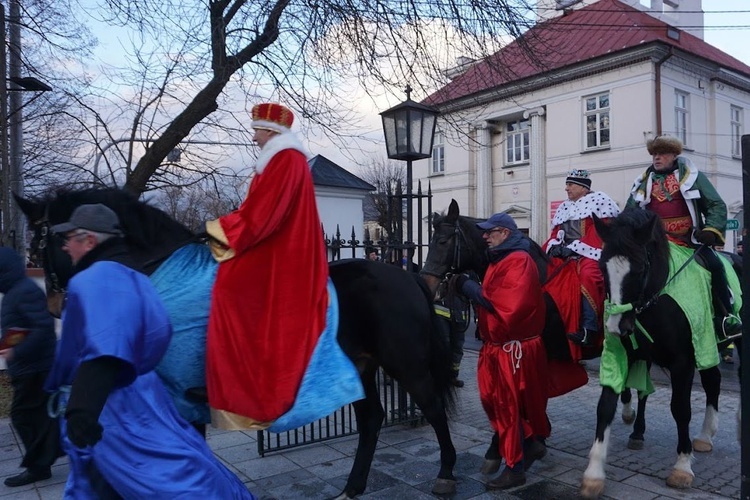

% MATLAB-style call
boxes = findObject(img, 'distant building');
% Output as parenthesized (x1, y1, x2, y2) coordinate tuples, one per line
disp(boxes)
(418, 0, 748, 250)
(309, 155, 375, 258)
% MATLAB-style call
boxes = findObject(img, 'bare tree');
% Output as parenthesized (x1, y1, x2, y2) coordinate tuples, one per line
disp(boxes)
(83, 0, 539, 195)
(151, 175, 246, 232)
(356, 156, 405, 238)
(12, 0, 544, 197)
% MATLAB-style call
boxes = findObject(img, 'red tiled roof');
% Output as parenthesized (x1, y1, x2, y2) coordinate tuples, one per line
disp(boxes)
(425, 0, 750, 106)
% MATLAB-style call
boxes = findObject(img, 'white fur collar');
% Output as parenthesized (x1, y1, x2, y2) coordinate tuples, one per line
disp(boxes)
(255, 132, 310, 173)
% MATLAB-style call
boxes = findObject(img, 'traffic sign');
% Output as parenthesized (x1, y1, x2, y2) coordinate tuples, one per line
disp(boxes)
(726, 219, 740, 231)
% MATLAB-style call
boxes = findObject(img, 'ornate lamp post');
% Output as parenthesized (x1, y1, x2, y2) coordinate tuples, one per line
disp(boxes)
(380, 85, 439, 268)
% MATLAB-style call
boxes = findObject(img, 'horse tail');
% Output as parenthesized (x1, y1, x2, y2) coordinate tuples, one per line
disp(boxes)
(413, 273, 457, 415)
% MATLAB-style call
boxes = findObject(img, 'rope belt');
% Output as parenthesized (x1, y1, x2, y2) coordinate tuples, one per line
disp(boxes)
(502, 340, 522, 374)
(47, 385, 71, 418)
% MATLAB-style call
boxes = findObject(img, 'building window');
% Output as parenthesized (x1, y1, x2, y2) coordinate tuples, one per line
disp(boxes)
(431, 131, 444, 174)
(675, 90, 689, 145)
(584, 92, 610, 149)
(505, 119, 530, 164)
(731, 105, 743, 157)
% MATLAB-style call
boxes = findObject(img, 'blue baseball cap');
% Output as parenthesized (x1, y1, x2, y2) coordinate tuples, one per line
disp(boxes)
(476, 213, 517, 231)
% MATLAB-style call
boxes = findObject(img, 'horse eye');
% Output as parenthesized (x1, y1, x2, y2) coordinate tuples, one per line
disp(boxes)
(38, 238, 47, 249)
(40, 226, 48, 237)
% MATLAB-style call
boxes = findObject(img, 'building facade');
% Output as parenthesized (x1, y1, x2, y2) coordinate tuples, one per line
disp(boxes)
(418, 0, 749, 249)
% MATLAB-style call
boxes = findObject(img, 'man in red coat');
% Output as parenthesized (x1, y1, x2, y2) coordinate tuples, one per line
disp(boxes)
(205, 103, 329, 429)
(543, 170, 619, 351)
(454, 213, 550, 490)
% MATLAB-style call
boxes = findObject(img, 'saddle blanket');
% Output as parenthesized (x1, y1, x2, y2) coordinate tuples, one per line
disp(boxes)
(151, 243, 365, 430)
(600, 243, 741, 394)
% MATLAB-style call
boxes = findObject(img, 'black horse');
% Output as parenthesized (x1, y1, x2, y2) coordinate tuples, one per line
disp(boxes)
(16, 188, 458, 499)
(580, 208, 739, 498)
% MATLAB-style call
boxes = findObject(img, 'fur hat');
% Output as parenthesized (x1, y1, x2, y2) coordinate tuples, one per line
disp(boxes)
(251, 103, 294, 134)
(646, 135, 683, 156)
(565, 169, 591, 189)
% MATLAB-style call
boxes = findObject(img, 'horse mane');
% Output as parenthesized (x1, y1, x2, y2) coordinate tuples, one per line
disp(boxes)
(430, 210, 549, 281)
(35, 187, 197, 255)
(603, 208, 671, 291)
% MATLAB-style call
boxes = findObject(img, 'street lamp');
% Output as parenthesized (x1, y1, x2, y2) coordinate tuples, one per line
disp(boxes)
(380, 85, 439, 268)
(0, 1, 53, 254)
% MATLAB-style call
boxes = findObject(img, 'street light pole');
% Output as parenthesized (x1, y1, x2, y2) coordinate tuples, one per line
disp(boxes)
(380, 85, 439, 269)
(8, 0, 23, 254)
(0, 3, 9, 249)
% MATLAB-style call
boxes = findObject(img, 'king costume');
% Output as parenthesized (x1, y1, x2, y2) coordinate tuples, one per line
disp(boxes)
(45, 237, 253, 499)
(206, 104, 330, 428)
(543, 176, 619, 360)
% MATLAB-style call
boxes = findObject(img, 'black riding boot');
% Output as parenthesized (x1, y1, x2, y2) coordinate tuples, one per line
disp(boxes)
(699, 246, 742, 339)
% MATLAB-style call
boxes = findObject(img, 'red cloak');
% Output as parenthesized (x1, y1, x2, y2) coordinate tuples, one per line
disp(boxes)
(477, 250, 550, 469)
(206, 135, 328, 424)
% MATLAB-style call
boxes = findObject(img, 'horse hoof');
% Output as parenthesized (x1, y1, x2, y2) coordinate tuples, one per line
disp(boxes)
(666, 469, 693, 489)
(627, 438, 644, 450)
(481, 458, 502, 475)
(622, 411, 635, 425)
(431, 478, 457, 495)
(692, 438, 713, 453)
(580, 477, 605, 499)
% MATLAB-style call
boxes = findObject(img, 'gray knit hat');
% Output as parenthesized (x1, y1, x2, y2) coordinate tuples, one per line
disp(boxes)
(51, 203, 123, 236)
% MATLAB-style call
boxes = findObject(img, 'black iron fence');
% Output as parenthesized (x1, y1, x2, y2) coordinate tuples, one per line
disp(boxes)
(256, 181, 433, 457)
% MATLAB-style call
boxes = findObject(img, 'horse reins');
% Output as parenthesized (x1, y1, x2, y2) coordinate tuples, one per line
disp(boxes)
(630, 243, 704, 315)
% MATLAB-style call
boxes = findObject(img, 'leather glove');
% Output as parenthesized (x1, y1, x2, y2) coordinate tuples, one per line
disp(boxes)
(448, 273, 470, 293)
(66, 410, 103, 448)
(695, 230, 719, 246)
(549, 245, 574, 259)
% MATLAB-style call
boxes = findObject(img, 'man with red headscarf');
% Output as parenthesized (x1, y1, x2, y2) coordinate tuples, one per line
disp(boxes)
(205, 103, 331, 429)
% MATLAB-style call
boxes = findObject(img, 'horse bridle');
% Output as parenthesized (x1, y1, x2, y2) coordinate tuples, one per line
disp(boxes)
(609, 243, 702, 316)
(30, 207, 67, 295)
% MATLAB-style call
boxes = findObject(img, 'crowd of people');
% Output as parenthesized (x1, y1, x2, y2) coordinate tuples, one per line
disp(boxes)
(0, 97, 741, 496)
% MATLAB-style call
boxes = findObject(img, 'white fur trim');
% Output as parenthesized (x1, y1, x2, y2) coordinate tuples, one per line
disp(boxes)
(251, 119, 291, 135)
(254, 132, 310, 174)
(629, 156, 701, 243)
(551, 191, 620, 226)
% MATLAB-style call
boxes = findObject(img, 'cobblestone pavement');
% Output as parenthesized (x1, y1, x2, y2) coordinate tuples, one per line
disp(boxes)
(0, 348, 741, 499)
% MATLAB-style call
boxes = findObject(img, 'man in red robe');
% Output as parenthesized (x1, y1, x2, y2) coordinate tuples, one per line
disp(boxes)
(543, 170, 619, 355)
(454, 213, 549, 490)
(205, 103, 329, 429)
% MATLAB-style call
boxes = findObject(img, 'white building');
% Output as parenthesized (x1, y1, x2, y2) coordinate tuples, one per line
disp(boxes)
(418, 0, 749, 249)
(310, 154, 375, 259)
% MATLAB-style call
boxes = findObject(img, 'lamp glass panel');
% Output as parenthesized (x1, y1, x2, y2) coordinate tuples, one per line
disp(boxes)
(395, 109, 408, 155)
(420, 114, 436, 155)
(382, 115, 397, 157)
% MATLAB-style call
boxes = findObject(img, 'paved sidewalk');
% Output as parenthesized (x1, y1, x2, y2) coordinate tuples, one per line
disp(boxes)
(0, 349, 741, 499)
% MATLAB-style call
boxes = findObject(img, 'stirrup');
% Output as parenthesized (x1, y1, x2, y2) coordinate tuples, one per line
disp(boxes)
(717, 314, 743, 342)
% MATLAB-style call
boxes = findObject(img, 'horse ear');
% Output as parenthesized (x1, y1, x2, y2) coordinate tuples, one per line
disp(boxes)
(592, 214, 611, 241)
(13, 193, 43, 222)
(447, 199, 459, 222)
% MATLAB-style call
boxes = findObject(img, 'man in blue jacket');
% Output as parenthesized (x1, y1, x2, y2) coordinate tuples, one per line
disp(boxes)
(48, 204, 253, 499)
(0, 247, 62, 487)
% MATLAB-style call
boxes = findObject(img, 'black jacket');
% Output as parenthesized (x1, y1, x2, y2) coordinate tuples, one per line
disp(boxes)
(0, 247, 56, 378)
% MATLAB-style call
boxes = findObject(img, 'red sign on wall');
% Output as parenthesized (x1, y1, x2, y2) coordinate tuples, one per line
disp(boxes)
(550, 200, 563, 223)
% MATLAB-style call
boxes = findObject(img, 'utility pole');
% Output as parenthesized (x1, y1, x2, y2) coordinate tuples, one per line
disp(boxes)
(0, 3, 9, 249)
(8, 0, 22, 254)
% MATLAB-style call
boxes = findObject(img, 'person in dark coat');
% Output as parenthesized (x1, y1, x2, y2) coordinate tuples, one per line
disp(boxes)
(0, 247, 62, 487)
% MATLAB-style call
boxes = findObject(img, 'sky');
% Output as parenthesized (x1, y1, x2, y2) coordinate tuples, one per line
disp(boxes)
(80, 0, 750, 174)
